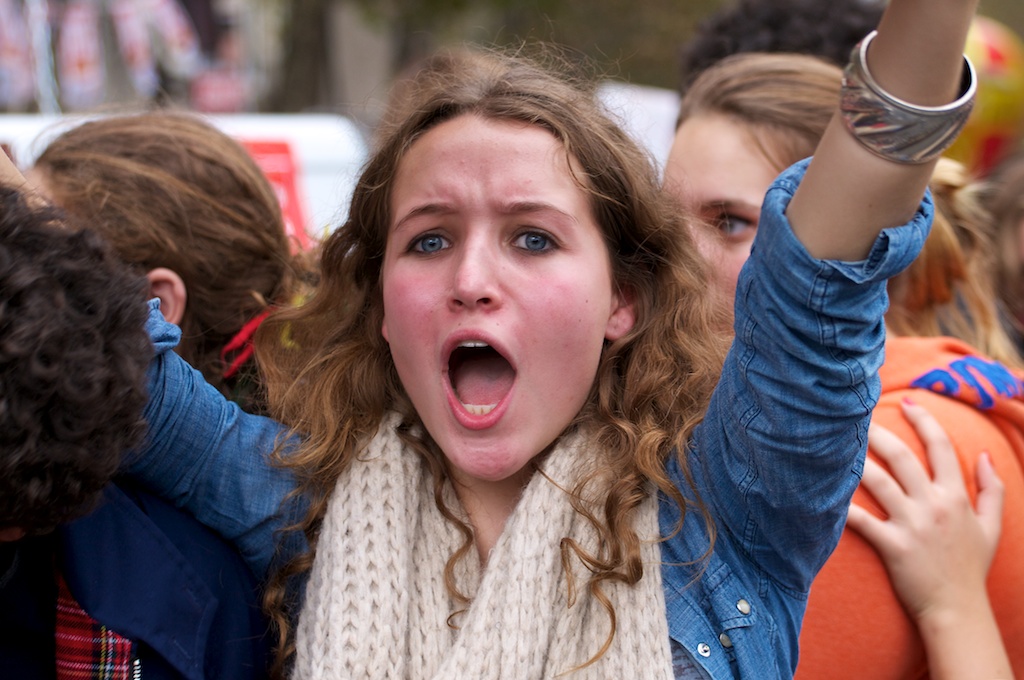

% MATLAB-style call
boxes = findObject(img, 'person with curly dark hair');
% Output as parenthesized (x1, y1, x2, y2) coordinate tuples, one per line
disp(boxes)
(0, 183, 271, 679)
(677, 0, 884, 92)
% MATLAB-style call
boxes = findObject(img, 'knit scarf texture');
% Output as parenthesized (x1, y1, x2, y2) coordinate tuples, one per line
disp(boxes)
(293, 414, 673, 679)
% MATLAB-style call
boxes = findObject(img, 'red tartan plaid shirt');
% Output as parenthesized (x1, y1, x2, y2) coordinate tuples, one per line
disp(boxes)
(55, 570, 138, 680)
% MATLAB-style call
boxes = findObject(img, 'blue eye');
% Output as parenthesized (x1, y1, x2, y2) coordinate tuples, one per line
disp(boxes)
(718, 214, 756, 240)
(515, 231, 552, 252)
(413, 234, 448, 253)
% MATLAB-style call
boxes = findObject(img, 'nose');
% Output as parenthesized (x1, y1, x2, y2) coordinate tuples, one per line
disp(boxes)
(450, 239, 500, 310)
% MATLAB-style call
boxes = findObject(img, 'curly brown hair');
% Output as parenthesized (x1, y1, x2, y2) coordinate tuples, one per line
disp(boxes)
(255, 45, 728, 675)
(0, 185, 151, 536)
(32, 111, 305, 412)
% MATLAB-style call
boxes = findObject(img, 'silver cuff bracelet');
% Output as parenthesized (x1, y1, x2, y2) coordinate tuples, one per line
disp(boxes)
(840, 30, 977, 165)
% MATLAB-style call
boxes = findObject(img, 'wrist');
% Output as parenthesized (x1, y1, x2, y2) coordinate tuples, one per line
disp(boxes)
(915, 590, 996, 637)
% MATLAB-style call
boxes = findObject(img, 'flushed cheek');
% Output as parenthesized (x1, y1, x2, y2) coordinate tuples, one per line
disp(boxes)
(530, 296, 607, 381)
(381, 270, 439, 343)
(381, 286, 447, 409)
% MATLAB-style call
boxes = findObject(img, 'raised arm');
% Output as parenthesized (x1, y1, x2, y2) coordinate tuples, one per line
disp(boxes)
(847, 401, 1012, 680)
(788, 0, 979, 259)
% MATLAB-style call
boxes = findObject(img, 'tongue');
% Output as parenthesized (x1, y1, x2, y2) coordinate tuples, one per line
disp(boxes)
(452, 353, 514, 405)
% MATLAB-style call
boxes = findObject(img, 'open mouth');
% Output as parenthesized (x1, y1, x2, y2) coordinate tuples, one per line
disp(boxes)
(448, 341, 515, 415)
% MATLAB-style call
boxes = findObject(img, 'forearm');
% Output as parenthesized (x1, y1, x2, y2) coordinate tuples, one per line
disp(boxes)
(787, 0, 979, 260)
(918, 596, 1012, 679)
(131, 302, 303, 577)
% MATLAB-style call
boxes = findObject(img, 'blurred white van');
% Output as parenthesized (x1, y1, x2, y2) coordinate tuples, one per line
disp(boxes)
(0, 113, 369, 247)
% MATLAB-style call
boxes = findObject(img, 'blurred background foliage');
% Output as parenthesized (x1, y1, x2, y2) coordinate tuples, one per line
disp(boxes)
(268, 0, 1024, 115)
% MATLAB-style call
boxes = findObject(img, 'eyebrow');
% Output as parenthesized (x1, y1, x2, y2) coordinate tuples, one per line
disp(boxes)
(503, 201, 578, 223)
(699, 198, 761, 214)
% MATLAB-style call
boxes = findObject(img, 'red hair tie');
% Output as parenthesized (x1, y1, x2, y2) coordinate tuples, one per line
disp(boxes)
(221, 308, 273, 379)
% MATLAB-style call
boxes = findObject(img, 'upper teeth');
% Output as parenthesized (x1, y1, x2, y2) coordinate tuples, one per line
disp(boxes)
(459, 341, 489, 348)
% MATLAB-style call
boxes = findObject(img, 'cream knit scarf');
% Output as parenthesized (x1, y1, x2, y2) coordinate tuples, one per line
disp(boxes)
(293, 414, 673, 679)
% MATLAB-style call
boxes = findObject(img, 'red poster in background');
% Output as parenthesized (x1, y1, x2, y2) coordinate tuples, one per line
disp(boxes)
(238, 139, 312, 252)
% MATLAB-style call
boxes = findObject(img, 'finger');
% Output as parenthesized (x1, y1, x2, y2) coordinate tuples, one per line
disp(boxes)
(900, 398, 964, 491)
(858, 456, 911, 520)
(846, 502, 897, 555)
(974, 452, 1005, 552)
(868, 419, 930, 498)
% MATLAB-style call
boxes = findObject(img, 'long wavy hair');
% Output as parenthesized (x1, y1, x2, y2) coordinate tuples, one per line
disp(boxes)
(256, 46, 728, 675)
(679, 52, 1022, 367)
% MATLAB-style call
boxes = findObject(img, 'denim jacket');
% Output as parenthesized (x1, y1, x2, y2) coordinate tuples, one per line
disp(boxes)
(131, 159, 932, 679)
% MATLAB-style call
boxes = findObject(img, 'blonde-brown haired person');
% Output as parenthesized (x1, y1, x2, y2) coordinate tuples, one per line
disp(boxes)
(665, 50, 1022, 679)
(29, 111, 307, 413)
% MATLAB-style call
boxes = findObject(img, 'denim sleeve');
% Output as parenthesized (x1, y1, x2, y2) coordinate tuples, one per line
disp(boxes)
(124, 300, 303, 579)
(691, 158, 932, 595)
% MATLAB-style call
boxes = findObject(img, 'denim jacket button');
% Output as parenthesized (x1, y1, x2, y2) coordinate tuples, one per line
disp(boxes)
(697, 642, 711, 657)
(719, 632, 733, 648)
(736, 598, 751, 615)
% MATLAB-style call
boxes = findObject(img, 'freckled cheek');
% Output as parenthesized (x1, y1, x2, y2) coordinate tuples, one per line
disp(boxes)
(534, 283, 612, 356)
(384, 265, 442, 303)
(382, 270, 442, 348)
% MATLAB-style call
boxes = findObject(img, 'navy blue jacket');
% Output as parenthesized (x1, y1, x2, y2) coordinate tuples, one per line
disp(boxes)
(0, 481, 271, 679)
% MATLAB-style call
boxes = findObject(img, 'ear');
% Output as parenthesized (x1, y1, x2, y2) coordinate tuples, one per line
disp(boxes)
(146, 267, 188, 326)
(605, 287, 636, 341)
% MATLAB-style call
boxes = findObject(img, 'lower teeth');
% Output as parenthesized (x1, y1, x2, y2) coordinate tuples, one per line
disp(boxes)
(464, 403, 497, 415)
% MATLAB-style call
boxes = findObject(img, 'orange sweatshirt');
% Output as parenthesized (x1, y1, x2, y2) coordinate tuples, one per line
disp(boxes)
(796, 336, 1024, 679)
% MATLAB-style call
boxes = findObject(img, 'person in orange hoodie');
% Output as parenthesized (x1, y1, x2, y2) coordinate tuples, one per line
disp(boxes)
(664, 51, 1023, 678)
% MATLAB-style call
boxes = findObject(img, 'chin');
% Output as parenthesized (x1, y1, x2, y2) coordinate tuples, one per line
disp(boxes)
(446, 446, 532, 487)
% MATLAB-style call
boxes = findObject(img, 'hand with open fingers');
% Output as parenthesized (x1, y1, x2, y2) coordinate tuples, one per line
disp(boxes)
(847, 398, 1012, 679)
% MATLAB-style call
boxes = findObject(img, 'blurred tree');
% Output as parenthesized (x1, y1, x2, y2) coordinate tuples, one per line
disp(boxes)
(263, 0, 1024, 112)
(496, 0, 719, 87)
(263, 0, 719, 111)
(263, 0, 330, 111)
